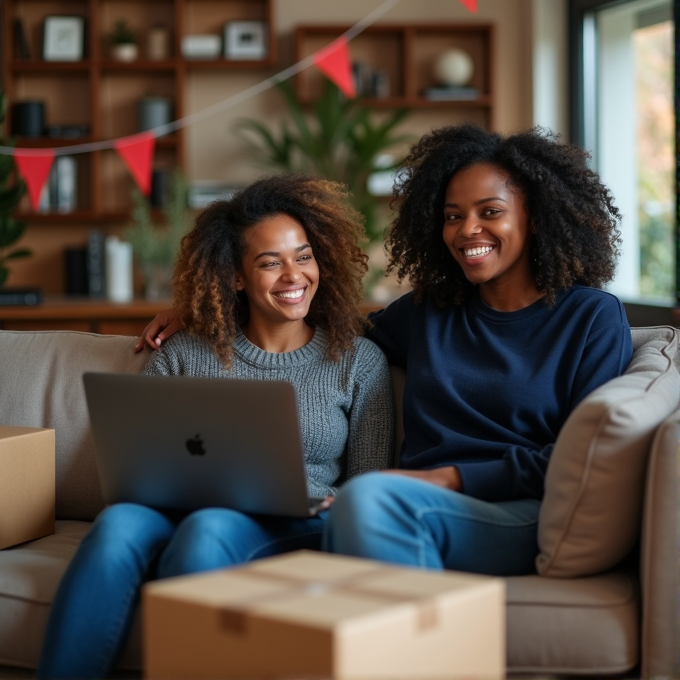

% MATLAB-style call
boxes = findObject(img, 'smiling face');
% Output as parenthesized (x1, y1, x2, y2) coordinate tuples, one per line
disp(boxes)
(442, 162, 540, 309)
(235, 213, 319, 329)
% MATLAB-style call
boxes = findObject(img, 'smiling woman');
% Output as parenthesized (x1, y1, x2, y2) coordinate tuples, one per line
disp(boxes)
(322, 123, 634, 576)
(37, 174, 394, 680)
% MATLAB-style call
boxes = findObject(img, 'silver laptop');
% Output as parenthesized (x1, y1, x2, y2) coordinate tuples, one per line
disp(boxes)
(83, 372, 327, 517)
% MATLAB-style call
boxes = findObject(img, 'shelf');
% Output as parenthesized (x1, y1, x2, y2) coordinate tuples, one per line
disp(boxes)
(4, 0, 274, 226)
(294, 23, 494, 117)
(0, 297, 174, 335)
(13, 211, 125, 224)
(182, 58, 277, 70)
(8, 61, 91, 73)
(355, 95, 493, 109)
(14, 136, 95, 147)
(99, 59, 179, 72)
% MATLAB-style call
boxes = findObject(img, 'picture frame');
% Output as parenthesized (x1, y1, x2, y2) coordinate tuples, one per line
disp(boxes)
(224, 21, 267, 60)
(43, 16, 85, 62)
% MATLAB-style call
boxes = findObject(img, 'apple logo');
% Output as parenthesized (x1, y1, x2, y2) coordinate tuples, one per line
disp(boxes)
(185, 434, 206, 456)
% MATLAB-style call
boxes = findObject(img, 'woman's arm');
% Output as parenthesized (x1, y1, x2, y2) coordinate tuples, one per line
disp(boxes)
(343, 343, 396, 481)
(133, 308, 184, 353)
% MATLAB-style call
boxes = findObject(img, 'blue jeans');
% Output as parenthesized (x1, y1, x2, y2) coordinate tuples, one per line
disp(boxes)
(37, 503, 326, 680)
(323, 472, 541, 575)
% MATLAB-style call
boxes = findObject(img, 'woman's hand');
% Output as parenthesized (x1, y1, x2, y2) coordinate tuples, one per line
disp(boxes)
(383, 466, 462, 492)
(319, 495, 334, 510)
(133, 308, 184, 353)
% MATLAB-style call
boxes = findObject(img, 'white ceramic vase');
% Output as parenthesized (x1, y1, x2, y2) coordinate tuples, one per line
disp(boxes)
(112, 43, 139, 62)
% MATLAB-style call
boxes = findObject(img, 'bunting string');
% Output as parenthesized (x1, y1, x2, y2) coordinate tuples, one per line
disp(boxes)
(0, 0, 477, 197)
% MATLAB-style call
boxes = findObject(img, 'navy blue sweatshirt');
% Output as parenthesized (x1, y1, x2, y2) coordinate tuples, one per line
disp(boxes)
(366, 285, 633, 502)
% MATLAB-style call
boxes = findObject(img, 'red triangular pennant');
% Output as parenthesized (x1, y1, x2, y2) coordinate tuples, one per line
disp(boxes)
(313, 36, 356, 99)
(114, 132, 156, 196)
(458, 0, 477, 11)
(14, 151, 56, 212)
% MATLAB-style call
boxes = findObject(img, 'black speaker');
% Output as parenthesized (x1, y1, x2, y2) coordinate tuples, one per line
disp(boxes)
(64, 247, 89, 296)
(12, 100, 45, 137)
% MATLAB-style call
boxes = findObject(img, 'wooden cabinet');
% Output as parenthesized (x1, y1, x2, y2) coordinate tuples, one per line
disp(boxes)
(294, 23, 495, 125)
(2, 0, 275, 222)
(0, 297, 174, 335)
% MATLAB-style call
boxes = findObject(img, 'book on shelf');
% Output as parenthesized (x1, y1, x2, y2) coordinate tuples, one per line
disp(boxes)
(352, 61, 390, 99)
(38, 156, 77, 214)
(87, 230, 106, 299)
(0, 289, 42, 306)
(12, 18, 30, 59)
(423, 86, 481, 101)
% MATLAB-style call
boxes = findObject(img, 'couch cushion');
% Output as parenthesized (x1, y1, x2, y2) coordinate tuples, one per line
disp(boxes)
(0, 520, 141, 671)
(506, 570, 639, 674)
(0, 331, 149, 521)
(537, 326, 680, 578)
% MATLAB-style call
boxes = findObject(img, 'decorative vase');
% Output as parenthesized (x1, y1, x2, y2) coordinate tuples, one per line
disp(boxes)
(142, 263, 172, 300)
(112, 43, 139, 62)
(147, 26, 170, 60)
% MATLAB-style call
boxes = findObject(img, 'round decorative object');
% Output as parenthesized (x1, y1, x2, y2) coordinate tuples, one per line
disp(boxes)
(111, 43, 139, 62)
(434, 48, 474, 87)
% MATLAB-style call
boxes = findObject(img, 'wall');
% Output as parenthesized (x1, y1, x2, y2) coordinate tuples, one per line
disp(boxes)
(8, 0, 535, 295)
(531, 0, 568, 138)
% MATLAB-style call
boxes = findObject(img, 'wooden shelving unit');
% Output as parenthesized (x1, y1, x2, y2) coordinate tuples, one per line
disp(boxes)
(294, 23, 495, 123)
(2, 0, 275, 220)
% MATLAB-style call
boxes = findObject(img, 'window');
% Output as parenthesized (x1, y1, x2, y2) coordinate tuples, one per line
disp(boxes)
(569, 0, 676, 308)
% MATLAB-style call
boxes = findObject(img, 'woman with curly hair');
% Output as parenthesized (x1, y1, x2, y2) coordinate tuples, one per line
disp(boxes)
(38, 175, 393, 680)
(135, 123, 633, 577)
(323, 123, 633, 574)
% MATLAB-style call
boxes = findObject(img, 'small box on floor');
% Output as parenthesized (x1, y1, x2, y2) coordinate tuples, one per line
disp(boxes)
(0, 426, 55, 550)
(144, 550, 504, 680)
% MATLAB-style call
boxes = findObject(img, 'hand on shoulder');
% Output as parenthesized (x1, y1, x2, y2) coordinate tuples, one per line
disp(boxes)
(133, 308, 183, 353)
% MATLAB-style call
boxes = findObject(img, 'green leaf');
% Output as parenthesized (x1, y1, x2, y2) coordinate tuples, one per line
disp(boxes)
(1, 247, 32, 261)
(0, 217, 27, 248)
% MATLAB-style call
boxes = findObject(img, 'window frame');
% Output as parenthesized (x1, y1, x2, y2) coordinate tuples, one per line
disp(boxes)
(568, 0, 679, 325)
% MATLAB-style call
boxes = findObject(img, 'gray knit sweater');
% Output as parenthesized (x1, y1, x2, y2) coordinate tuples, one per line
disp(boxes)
(143, 328, 394, 498)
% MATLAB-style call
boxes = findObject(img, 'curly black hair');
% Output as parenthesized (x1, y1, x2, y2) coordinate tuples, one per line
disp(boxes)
(173, 174, 368, 366)
(386, 124, 622, 306)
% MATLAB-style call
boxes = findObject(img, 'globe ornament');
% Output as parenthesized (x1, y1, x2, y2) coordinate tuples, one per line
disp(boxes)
(433, 48, 474, 87)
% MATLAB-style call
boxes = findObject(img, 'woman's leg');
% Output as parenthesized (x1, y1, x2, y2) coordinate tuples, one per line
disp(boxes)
(37, 503, 179, 680)
(158, 507, 327, 578)
(323, 472, 541, 575)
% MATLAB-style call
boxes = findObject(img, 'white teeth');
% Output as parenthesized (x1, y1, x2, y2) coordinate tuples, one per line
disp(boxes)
(275, 289, 304, 299)
(464, 246, 493, 258)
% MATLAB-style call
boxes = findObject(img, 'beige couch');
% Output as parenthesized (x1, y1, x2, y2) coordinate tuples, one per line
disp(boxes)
(0, 327, 678, 678)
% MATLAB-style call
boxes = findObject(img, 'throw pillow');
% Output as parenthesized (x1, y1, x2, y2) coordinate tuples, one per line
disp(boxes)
(536, 326, 680, 578)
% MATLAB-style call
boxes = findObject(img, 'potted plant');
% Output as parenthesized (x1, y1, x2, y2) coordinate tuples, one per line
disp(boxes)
(0, 92, 31, 289)
(124, 170, 191, 299)
(108, 18, 139, 62)
(235, 80, 412, 292)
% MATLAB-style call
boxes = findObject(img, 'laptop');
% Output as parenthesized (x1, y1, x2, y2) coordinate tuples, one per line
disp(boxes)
(82, 372, 327, 518)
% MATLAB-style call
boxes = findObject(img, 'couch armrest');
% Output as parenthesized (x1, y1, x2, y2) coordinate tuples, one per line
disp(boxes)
(640, 408, 679, 679)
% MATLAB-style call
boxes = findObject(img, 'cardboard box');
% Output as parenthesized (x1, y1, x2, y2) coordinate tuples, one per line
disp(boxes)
(0, 425, 55, 550)
(144, 550, 504, 680)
